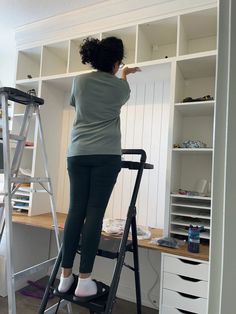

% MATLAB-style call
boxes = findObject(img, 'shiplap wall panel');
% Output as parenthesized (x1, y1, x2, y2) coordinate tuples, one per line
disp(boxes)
(106, 77, 170, 228)
(57, 65, 171, 229)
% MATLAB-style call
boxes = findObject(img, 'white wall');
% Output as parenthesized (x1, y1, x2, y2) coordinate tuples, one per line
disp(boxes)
(0, 28, 16, 87)
(209, 1, 236, 313)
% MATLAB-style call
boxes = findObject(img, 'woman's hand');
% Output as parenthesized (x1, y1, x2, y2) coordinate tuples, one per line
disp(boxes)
(121, 66, 141, 80)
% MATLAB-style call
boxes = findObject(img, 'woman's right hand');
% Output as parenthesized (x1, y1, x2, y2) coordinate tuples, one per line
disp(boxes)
(121, 66, 141, 80)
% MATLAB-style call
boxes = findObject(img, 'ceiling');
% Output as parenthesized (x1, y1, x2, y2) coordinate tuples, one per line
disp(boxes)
(0, 0, 108, 29)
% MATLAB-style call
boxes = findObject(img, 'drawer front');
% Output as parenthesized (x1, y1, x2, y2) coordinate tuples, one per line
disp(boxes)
(164, 255, 209, 281)
(163, 272, 208, 298)
(161, 305, 200, 314)
(162, 289, 208, 313)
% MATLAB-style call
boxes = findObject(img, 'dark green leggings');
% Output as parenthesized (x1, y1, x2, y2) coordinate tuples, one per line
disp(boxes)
(61, 155, 121, 273)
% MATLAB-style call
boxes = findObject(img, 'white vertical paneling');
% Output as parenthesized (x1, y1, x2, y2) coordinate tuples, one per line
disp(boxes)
(107, 74, 170, 229)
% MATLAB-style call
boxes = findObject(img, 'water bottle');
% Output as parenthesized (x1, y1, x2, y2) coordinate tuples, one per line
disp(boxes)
(188, 225, 200, 253)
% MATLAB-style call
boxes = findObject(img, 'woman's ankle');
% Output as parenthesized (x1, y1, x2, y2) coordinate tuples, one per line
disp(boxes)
(79, 272, 91, 279)
(62, 268, 73, 278)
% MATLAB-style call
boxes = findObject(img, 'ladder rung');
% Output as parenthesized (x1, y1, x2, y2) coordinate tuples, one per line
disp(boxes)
(11, 177, 50, 184)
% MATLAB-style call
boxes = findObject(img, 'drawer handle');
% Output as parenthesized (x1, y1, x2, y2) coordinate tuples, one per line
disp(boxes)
(179, 258, 201, 265)
(177, 309, 197, 314)
(178, 292, 200, 299)
(178, 275, 201, 282)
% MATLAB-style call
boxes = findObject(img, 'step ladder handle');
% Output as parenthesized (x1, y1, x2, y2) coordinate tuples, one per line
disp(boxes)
(131, 217, 142, 314)
(35, 107, 60, 251)
(129, 159, 145, 211)
(1, 92, 17, 314)
(38, 246, 63, 314)
(11, 104, 34, 175)
(122, 149, 147, 163)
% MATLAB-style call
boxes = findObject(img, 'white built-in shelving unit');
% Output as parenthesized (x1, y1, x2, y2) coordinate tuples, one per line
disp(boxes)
(13, 4, 217, 251)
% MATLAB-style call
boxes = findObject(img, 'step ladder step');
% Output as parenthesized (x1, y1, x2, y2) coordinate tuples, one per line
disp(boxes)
(53, 275, 109, 313)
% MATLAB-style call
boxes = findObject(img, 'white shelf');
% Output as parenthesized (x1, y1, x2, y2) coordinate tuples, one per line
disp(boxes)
(170, 227, 210, 240)
(172, 148, 213, 153)
(171, 202, 211, 210)
(12, 6, 217, 222)
(171, 216, 210, 229)
(171, 209, 210, 220)
(177, 54, 216, 79)
(12, 198, 30, 204)
(13, 205, 29, 210)
(41, 41, 69, 76)
(171, 193, 211, 201)
(14, 191, 30, 197)
(174, 101, 215, 116)
(178, 8, 217, 56)
(16, 47, 42, 80)
(137, 16, 177, 62)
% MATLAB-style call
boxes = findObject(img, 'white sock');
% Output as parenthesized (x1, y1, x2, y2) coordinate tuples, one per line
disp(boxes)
(75, 276, 97, 297)
(58, 273, 74, 293)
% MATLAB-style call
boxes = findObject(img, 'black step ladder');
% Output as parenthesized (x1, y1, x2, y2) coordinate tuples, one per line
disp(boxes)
(39, 149, 154, 314)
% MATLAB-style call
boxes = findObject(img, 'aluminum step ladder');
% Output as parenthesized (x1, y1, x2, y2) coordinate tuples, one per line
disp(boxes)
(0, 87, 72, 314)
(39, 149, 154, 314)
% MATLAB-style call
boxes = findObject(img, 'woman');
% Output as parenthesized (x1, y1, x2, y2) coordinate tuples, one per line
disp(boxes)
(58, 36, 140, 300)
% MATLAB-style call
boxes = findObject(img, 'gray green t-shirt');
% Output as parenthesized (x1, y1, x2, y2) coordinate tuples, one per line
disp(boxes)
(68, 71, 131, 157)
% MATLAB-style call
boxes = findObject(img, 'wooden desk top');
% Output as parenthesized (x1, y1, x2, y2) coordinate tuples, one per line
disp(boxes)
(12, 212, 209, 261)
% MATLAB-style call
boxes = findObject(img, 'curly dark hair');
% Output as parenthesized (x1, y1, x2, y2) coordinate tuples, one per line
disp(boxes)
(79, 36, 124, 73)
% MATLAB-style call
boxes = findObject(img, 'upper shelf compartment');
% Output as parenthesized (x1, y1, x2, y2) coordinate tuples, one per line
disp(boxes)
(41, 41, 69, 77)
(68, 34, 100, 73)
(137, 17, 177, 63)
(175, 54, 216, 103)
(16, 47, 42, 81)
(101, 26, 136, 65)
(178, 7, 217, 56)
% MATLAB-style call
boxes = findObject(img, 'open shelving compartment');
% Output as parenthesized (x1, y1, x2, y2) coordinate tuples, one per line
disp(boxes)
(68, 34, 101, 73)
(101, 26, 136, 65)
(170, 194, 211, 240)
(41, 41, 69, 77)
(137, 16, 177, 63)
(16, 46, 42, 81)
(175, 54, 216, 103)
(178, 7, 217, 56)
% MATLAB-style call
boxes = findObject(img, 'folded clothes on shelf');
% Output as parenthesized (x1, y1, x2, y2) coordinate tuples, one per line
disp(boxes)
(174, 139, 207, 149)
(102, 218, 151, 240)
(182, 95, 214, 102)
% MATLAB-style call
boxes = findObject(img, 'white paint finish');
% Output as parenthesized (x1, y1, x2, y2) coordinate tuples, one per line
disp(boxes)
(0, 0, 108, 28)
(209, 1, 236, 314)
(14, 0, 217, 48)
(0, 29, 16, 87)
(163, 254, 209, 280)
(208, 1, 228, 313)
(163, 272, 208, 298)
(162, 289, 208, 313)
(106, 64, 171, 228)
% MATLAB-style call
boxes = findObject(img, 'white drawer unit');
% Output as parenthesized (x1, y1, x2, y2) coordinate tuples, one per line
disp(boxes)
(163, 255, 209, 281)
(159, 253, 209, 314)
(162, 305, 199, 314)
(162, 289, 208, 314)
(163, 272, 208, 298)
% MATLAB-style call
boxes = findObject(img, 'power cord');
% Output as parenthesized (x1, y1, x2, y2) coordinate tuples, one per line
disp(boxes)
(146, 249, 160, 309)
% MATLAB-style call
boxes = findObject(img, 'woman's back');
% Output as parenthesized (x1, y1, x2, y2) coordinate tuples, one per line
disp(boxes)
(68, 71, 130, 156)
